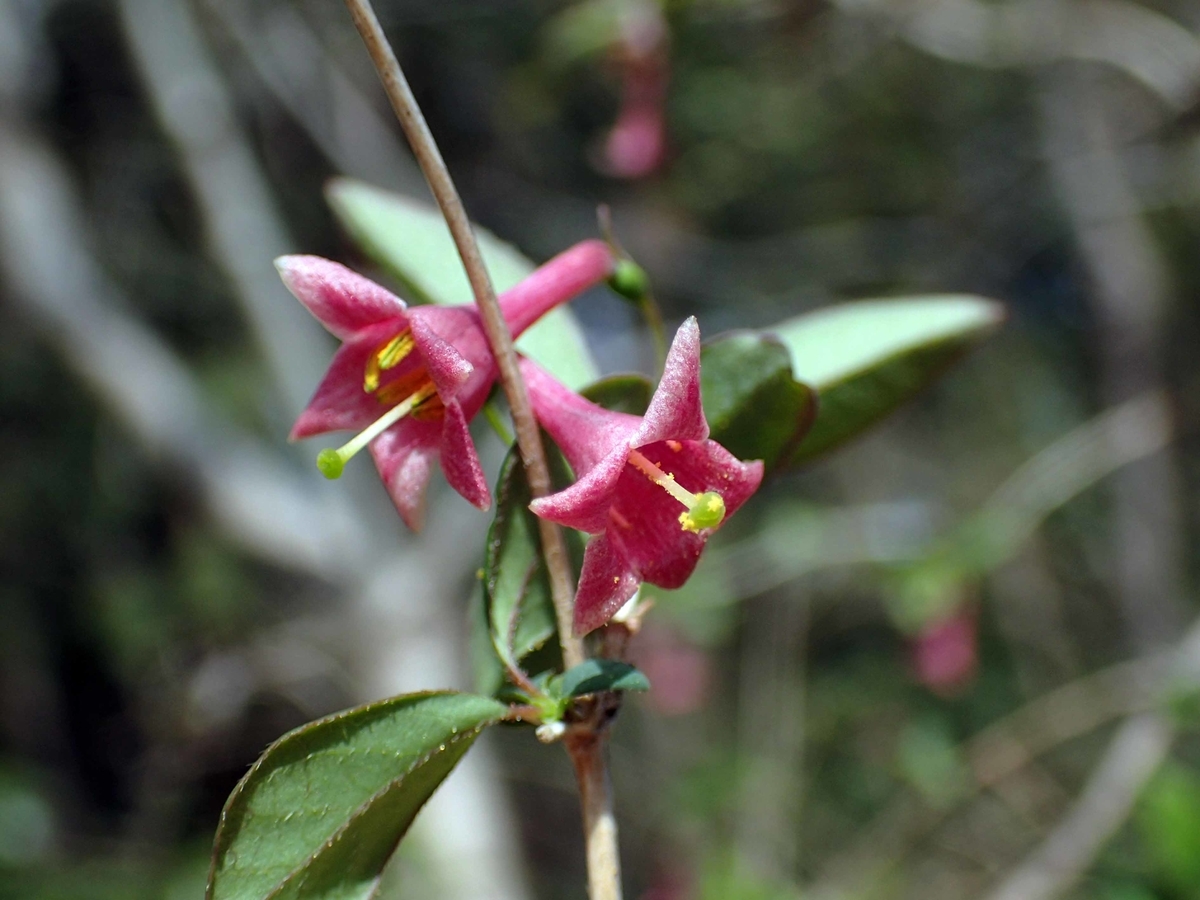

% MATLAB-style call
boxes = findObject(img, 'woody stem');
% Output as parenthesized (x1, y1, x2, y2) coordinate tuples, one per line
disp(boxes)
(342, 0, 583, 671)
(342, 7, 622, 900)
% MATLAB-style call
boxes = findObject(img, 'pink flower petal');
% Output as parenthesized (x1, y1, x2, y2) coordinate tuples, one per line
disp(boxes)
(529, 447, 629, 534)
(520, 358, 639, 474)
(574, 533, 641, 635)
(289, 320, 402, 440)
(408, 314, 473, 400)
(371, 421, 441, 531)
(499, 240, 616, 337)
(439, 400, 491, 512)
(408, 305, 493, 370)
(634, 316, 708, 446)
(607, 439, 762, 588)
(275, 255, 408, 340)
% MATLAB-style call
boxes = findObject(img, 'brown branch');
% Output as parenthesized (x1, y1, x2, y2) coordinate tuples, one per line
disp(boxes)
(980, 713, 1173, 900)
(567, 714, 624, 900)
(341, 4, 622, 899)
(342, 0, 584, 671)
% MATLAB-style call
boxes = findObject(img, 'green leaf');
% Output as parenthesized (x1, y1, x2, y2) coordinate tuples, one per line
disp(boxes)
(468, 580, 507, 697)
(483, 450, 562, 677)
(555, 660, 651, 698)
(207, 691, 507, 900)
(1137, 763, 1200, 892)
(700, 332, 818, 472)
(580, 373, 653, 415)
(325, 178, 599, 390)
(773, 296, 1004, 464)
(540, 0, 622, 68)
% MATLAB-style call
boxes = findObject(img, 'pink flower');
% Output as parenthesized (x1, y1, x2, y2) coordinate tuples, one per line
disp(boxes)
(278, 240, 615, 530)
(912, 610, 978, 696)
(523, 318, 764, 634)
(600, 4, 669, 179)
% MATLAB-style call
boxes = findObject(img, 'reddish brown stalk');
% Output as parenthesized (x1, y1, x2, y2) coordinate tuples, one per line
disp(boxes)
(341, 0, 583, 670)
(342, 3, 622, 898)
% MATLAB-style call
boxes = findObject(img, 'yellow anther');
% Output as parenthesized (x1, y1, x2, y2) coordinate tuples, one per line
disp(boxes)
(364, 331, 416, 392)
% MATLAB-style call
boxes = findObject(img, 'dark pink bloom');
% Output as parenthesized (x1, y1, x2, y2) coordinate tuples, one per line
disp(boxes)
(630, 624, 711, 717)
(524, 318, 763, 634)
(604, 106, 667, 181)
(278, 239, 615, 530)
(912, 610, 978, 695)
(601, 5, 669, 179)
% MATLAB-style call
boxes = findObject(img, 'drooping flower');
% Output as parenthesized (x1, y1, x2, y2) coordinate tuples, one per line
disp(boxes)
(523, 317, 763, 634)
(278, 239, 615, 530)
(912, 609, 978, 696)
(600, 4, 669, 179)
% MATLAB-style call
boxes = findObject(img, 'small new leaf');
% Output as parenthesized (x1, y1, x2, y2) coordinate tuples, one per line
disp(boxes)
(484, 450, 560, 676)
(207, 691, 506, 900)
(556, 660, 651, 698)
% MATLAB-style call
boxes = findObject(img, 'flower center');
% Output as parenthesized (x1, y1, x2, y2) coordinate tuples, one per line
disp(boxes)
(316, 379, 440, 480)
(626, 448, 725, 533)
(364, 331, 416, 393)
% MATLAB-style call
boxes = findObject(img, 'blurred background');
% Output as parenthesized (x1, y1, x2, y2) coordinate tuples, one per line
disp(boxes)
(3, 0, 1200, 898)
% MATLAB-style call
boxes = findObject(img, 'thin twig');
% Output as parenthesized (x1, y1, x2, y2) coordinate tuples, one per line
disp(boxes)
(567, 720, 624, 900)
(980, 713, 1173, 900)
(342, 0, 584, 670)
(118, 0, 329, 415)
(597, 205, 666, 367)
(341, 5, 622, 899)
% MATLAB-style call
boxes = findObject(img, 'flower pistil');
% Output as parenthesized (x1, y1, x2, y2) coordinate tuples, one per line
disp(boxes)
(625, 448, 725, 533)
(316, 377, 439, 480)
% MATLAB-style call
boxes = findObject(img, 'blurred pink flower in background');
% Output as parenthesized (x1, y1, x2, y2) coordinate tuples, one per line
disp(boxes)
(601, 3, 669, 179)
(912, 609, 978, 695)
(630, 623, 712, 717)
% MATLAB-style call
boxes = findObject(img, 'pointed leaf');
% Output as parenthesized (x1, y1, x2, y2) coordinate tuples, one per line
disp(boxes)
(326, 178, 599, 389)
(207, 691, 507, 900)
(580, 373, 653, 415)
(700, 331, 818, 471)
(484, 450, 562, 676)
(476, 377, 650, 692)
(555, 660, 651, 698)
(774, 296, 1004, 464)
(468, 581, 508, 697)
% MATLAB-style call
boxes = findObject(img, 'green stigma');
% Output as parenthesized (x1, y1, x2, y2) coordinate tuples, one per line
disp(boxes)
(679, 492, 725, 533)
(316, 448, 345, 480)
(627, 449, 728, 535)
(608, 259, 650, 301)
(313, 382, 438, 482)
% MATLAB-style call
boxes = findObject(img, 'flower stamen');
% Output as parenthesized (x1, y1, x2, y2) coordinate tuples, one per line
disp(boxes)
(626, 448, 725, 532)
(364, 331, 416, 393)
(317, 381, 438, 479)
